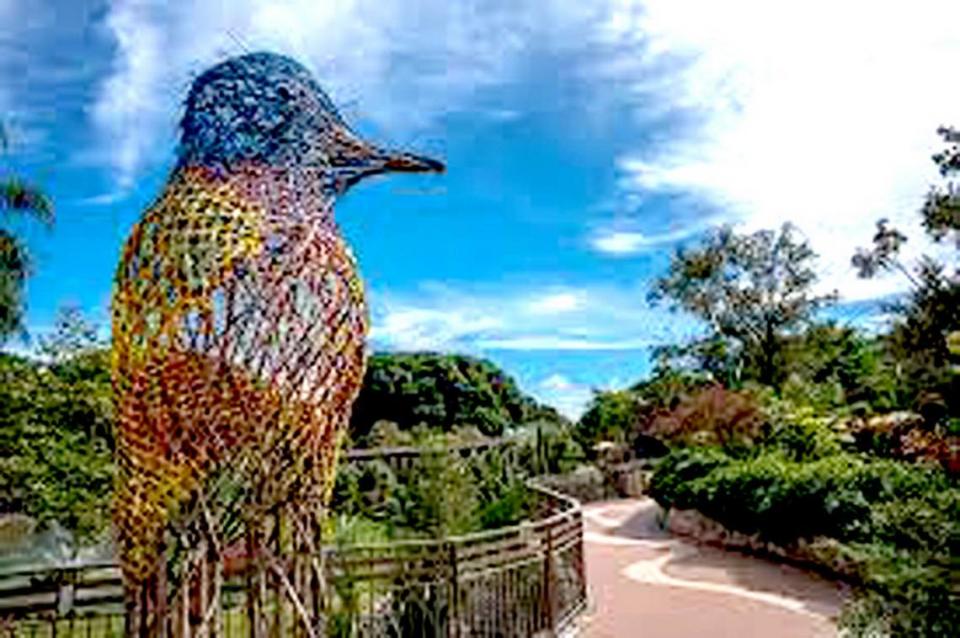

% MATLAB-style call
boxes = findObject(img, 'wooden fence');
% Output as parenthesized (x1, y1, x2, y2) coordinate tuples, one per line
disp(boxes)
(341, 439, 513, 473)
(0, 482, 585, 637)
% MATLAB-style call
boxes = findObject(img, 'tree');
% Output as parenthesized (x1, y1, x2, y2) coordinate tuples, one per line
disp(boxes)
(0, 324, 113, 542)
(852, 127, 960, 413)
(641, 385, 765, 451)
(0, 122, 53, 343)
(853, 126, 959, 292)
(923, 125, 960, 246)
(349, 352, 564, 442)
(778, 323, 899, 409)
(651, 223, 836, 386)
(851, 219, 917, 285)
(38, 304, 101, 358)
(38, 305, 113, 444)
(576, 390, 641, 449)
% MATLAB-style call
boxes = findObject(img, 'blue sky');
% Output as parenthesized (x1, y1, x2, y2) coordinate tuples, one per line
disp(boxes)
(3, 0, 959, 417)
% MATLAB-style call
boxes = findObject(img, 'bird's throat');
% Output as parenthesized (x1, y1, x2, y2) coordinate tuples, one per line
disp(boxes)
(182, 162, 337, 226)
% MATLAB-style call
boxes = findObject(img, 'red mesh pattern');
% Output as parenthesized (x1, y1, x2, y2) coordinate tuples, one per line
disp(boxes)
(112, 163, 367, 586)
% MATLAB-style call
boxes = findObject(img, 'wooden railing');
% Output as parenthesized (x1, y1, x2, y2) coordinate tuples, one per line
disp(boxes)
(341, 438, 513, 473)
(0, 482, 585, 637)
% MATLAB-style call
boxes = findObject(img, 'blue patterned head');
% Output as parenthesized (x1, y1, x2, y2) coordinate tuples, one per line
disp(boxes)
(178, 52, 443, 191)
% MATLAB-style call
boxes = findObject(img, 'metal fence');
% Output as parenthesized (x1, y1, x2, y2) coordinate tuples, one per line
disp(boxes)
(0, 482, 585, 637)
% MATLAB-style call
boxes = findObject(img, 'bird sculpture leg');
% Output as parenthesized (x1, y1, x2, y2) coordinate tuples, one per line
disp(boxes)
(114, 343, 280, 636)
(252, 404, 352, 634)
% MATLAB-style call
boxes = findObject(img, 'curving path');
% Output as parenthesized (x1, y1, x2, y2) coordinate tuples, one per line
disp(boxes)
(579, 499, 847, 638)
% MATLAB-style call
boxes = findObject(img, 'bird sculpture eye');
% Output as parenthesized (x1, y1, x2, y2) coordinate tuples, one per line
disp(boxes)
(277, 86, 292, 101)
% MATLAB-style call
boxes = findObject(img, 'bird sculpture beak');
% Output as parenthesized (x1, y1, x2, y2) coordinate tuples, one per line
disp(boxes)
(329, 124, 445, 192)
(381, 151, 445, 174)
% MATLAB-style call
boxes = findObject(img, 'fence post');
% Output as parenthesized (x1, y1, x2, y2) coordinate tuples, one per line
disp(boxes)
(447, 541, 459, 638)
(577, 511, 587, 611)
(543, 522, 554, 634)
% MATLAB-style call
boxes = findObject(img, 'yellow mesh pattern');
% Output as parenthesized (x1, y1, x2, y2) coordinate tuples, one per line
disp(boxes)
(111, 164, 368, 584)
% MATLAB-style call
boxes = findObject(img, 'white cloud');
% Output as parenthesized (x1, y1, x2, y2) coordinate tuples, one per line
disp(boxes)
(536, 373, 594, 419)
(89, 0, 956, 305)
(592, 232, 647, 255)
(369, 282, 699, 353)
(590, 226, 702, 255)
(540, 373, 576, 392)
(368, 306, 503, 352)
(75, 191, 128, 207)
(92, 0, 623, 190)
(475, 336, 658, 351)
(524, 292, 582, 314)
(533, 372, 635, 419)
(608, 0, 960, 301)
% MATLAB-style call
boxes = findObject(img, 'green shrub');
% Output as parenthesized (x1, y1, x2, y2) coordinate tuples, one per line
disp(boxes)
(326, 512, 392, 546)
(838, 542, 959, 637)
(477, 479, 531, 529)
(692, 454, 871, 543)
(332, 442, 542, 539)
(780, 374, 846, 413)
(648, 447, 731, 511)
(764, 418, 842, 461)
(651, 446, 959, 635)
(867, 492, 960, 554)
(331, 459, 401, 525)
(538, 465, 608, 503)
(512, 421, 584, 475)
(366, 420, 413, 448)
(652, 448, 951, 544)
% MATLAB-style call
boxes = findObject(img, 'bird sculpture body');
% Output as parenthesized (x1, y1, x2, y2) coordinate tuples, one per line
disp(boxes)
(111, 52, 442, 631)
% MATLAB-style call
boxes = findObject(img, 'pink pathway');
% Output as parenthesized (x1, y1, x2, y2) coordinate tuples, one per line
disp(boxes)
(579, 499, 846, 638)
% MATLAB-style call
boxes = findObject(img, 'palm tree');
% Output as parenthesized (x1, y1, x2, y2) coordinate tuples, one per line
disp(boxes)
(0, 122, 53, 343)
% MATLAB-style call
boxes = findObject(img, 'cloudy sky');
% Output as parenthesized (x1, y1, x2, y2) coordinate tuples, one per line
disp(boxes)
(3, 0, 959, 417)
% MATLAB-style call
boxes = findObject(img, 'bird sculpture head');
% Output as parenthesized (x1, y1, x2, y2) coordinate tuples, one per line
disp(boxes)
(177, 51, 443, 193)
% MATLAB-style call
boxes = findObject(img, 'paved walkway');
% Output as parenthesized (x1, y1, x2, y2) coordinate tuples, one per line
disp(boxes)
(580, 499, 846, 638)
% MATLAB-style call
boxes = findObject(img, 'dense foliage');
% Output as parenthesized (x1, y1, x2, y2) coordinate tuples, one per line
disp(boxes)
(575, 390, 640, 450)
(331, 423, 580, 539)
(0, 352, 113, 542)
(651, 447, 950, 544)
(643, 385, 764, 451)
(350, 352, 565, 443)
(650, 444, 959, 636)
(0, 331, 572, 547)
(333, 447, 522, 539)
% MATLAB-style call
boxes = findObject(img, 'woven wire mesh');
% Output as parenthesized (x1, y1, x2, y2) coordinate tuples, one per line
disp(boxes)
(110, 53, 371, 635)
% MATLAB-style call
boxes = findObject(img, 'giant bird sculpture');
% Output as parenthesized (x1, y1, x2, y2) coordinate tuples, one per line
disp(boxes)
(111, 52, 443, 634)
